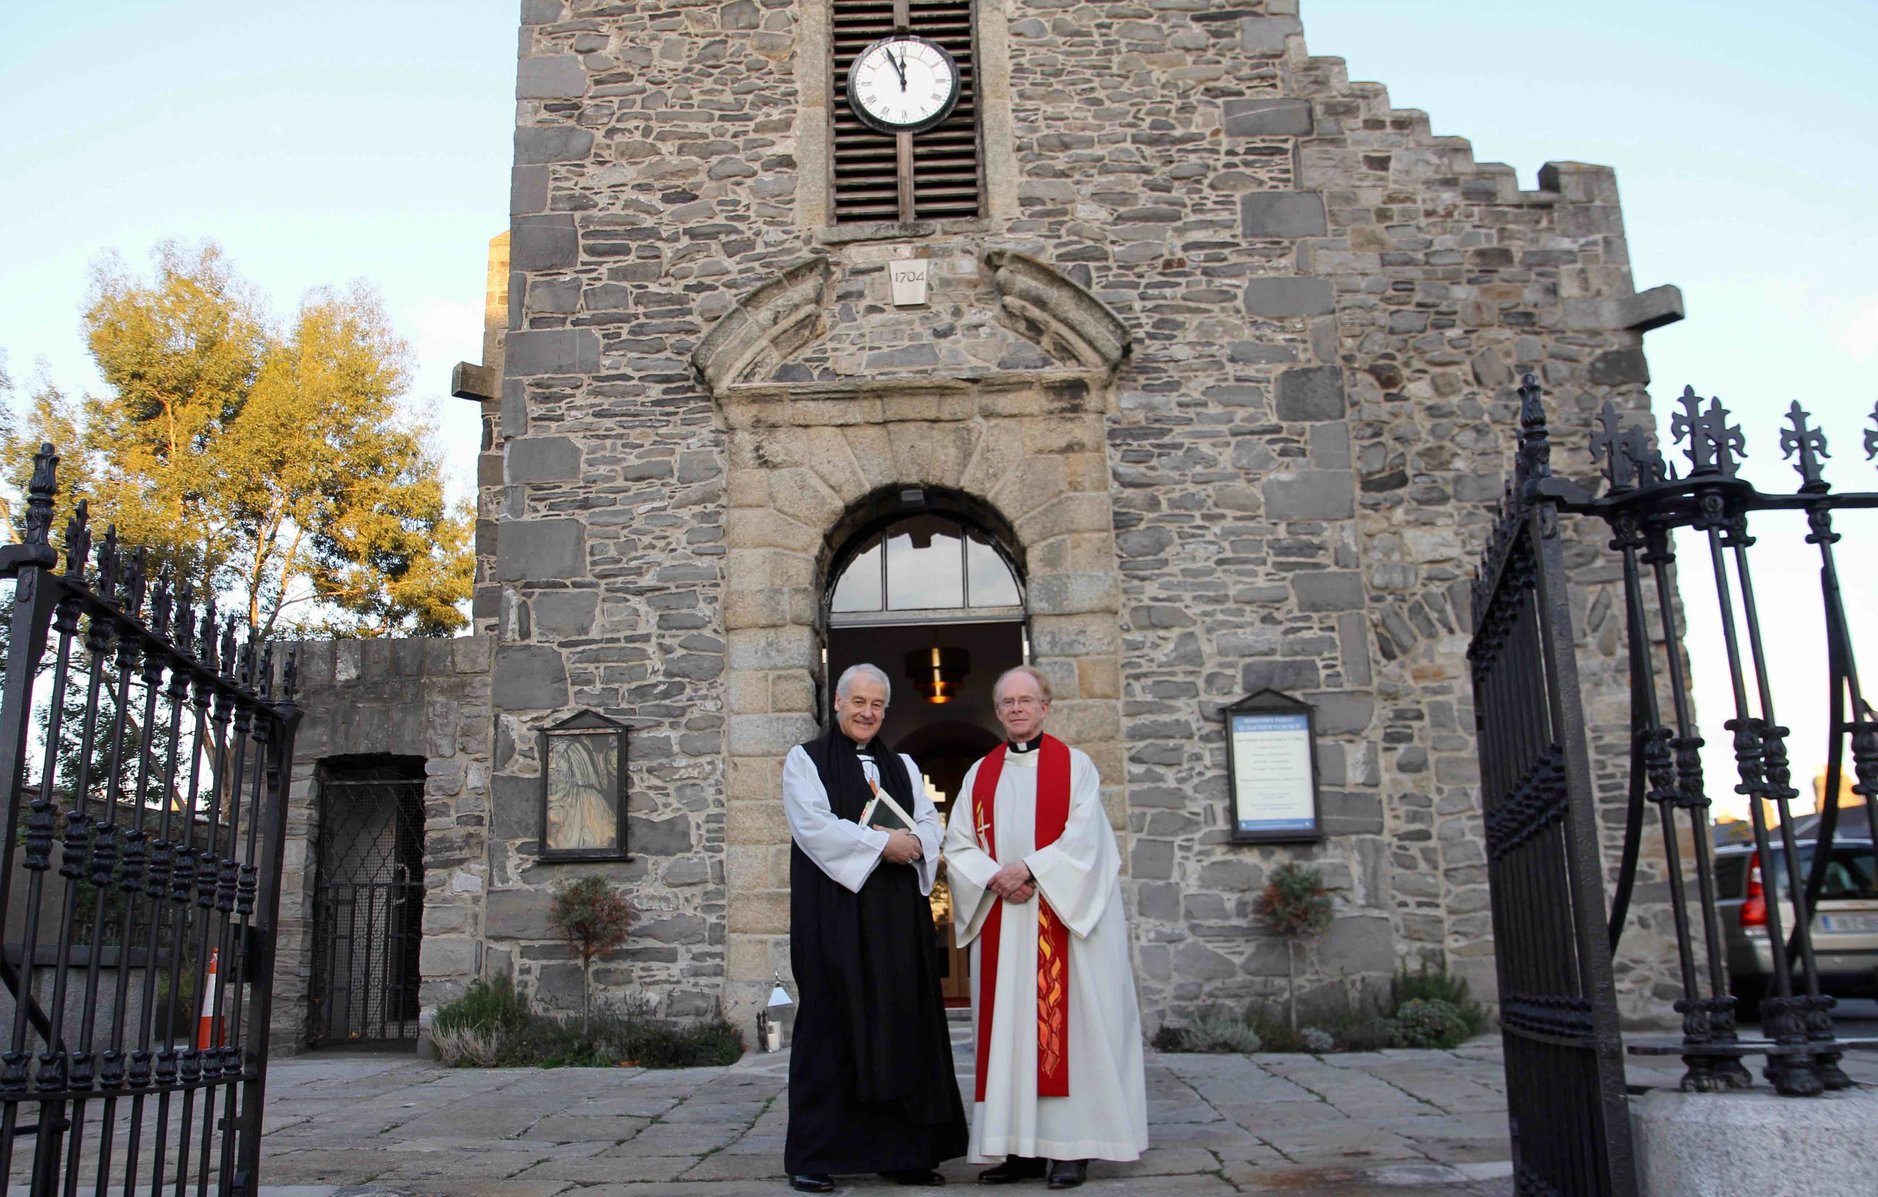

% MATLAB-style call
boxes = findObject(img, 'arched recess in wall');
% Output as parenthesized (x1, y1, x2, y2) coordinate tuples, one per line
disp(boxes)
(818, 486, 1028, 1007)
(815, 484, 1028, 725)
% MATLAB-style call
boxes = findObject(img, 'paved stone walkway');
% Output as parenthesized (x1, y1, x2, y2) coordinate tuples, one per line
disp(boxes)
(20, 1026, 1877, 1196)
(253, 1027, 1521, 1197)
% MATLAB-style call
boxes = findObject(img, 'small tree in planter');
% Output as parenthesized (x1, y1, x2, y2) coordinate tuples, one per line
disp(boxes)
(548, 876, 632, 1036)
(1255, 862, 1332, 1033)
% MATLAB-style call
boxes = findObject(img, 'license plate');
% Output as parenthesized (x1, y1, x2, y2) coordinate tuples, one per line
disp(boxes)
(1818, 914, 1878, 933)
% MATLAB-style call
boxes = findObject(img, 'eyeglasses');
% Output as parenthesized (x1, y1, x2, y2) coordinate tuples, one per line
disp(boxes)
(995, 695, 1044, 711)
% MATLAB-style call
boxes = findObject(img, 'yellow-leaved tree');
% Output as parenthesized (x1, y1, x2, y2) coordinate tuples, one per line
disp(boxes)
(2, 240, 471, 638)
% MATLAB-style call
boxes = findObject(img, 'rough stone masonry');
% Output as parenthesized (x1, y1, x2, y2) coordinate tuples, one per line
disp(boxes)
(270, 0, 1688, 1051)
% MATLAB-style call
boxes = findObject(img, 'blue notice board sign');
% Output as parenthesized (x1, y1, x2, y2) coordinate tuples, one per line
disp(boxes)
(1222, 691, 1321, 843)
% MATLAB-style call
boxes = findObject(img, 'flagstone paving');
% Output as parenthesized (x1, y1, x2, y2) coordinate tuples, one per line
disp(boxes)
(27, 1026, 1878, 1196)
(242, 1027, 1524, 1197)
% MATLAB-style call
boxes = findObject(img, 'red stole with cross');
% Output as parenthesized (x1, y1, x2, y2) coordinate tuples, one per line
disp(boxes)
(970, 735, 1072, 1102)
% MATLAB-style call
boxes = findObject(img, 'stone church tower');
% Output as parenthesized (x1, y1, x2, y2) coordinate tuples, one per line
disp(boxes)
(274, 0, 1685, 1051)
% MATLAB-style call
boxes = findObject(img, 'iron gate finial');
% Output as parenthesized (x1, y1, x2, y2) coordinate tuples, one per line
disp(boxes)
(1591, 402, 1631, 491)
(1779, 401, 1831, 493)
(62, 499, 91, 580)
(1670, 387, 1746, 478)
(1516, 373, 1551, 485)
(95, 524, 122, 601)
(24, 442, 58, 548)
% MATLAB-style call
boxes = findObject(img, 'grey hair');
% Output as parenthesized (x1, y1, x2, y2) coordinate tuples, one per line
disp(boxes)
(834, 662, 892, 704)
(993, 664, 1054, 704)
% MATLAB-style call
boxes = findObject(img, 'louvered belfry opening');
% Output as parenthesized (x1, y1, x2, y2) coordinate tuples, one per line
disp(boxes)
(832, 0, 982, 223)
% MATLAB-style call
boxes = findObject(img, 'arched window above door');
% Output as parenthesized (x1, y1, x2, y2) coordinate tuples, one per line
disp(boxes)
(829, 514, 1022, 623)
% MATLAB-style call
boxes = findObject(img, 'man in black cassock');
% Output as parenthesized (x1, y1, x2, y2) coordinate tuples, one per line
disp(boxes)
(780, 662, 969, 1192)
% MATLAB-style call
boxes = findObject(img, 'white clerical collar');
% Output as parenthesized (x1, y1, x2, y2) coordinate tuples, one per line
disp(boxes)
(1008, 737, 1041, 754)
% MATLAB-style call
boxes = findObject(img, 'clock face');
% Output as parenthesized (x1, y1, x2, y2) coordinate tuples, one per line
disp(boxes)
(847, 35, 961, 135)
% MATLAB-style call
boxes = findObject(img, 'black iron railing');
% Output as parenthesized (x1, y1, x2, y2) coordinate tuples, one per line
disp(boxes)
(1483, 378, 1878, 1101)
(0, 444, 302, 1195)
(1469, 386, 1637, 1197)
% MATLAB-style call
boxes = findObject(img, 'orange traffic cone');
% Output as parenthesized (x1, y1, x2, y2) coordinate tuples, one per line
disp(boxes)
(196, 949, 222, 1050)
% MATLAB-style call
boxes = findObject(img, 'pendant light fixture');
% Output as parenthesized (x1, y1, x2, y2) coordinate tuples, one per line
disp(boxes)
(905, 640, 970, 704)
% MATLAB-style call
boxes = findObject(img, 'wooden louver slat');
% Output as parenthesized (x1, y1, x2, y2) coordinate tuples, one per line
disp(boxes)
(832, 0, 983, 223)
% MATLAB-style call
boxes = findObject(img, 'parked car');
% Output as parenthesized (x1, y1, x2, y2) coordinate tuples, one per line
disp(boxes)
(1711, 837, 1878, 1019)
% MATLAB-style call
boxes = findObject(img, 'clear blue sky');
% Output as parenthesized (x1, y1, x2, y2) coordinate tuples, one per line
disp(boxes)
(3, 0, 1873, 817)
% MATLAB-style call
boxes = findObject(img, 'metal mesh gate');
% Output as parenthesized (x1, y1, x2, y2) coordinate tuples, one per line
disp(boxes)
(307, 767, 424, 1047)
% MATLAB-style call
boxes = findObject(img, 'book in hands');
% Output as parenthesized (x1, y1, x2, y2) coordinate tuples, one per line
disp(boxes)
(859, 789, 915, 832)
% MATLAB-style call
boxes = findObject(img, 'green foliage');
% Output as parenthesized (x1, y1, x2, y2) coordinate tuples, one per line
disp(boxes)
(1151, 1008, 1261, 1054)
(431, 984, 744, 1069)
(549, 877, 634, 965)
(1391, 961, 1488, 1036)
(1387, 998, 1471, 1049)
(1235, 970, 1484, 1054)
(433, 973, 530, 1035)
(0, 240, 470, 639)
(1150, 1024, 1190, 1052)
(549, 877, 633, 1035)
(1255, 862, 1333, 941)
(1243, 985, 1395, 1054)
(1318, 1007, 1396, 1052)
(1255, 862, 1333, 1032)
(1242, 1000, 1302, 1052)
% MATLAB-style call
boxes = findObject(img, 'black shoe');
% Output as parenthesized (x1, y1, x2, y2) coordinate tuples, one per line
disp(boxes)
(881, 1168, 946, 1185)
(791, 1175, 835, 1193)
(978, 1156, 1046, 1185)
(1045, 1160, 1088, 1190)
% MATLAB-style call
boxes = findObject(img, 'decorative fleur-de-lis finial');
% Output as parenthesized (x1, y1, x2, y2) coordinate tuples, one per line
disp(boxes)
(149, 569, 174, 639)
(173, 579, 196, 656)
(219, 619, 240, 681)
(62, 499, 92, 580)
(200, 597, 220, 672)
(1866, 399, 1878, 462)
(1590, 401, 1632, 491)
(282, 647, 300, 702)
(23, 443, 58, 549)
(1669, 386, 1746, 478)
(1779, 400, 1831, 493)
(95, 525, 122, 600)
(123, 547, 150, 616)
(1516, 373, 1551, 483)
(258, 644, 275, 700)
(1621, 424, 1667, 489)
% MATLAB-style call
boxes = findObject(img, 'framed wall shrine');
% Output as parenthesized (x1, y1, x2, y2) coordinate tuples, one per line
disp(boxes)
(1222, 689, 1323, 844)
(539, 709, 630, 861)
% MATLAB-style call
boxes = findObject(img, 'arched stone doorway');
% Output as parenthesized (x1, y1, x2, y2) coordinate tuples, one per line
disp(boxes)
(821, 495, 1026, 1002)
(702, 249, 1133, 1030)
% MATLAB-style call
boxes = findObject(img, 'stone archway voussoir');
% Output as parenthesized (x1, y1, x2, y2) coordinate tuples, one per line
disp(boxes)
(885, 420, 978, 492)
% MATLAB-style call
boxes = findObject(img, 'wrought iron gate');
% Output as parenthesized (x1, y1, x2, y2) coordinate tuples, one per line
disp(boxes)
(1468, 386, 1636, 1197)
(307, 767, 424, 1047)
(1470, 378, 1878, 1194)
(0, 446, 302, 1195)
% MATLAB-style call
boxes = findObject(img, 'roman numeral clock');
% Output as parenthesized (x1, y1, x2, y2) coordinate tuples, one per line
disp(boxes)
(847, 31, 962, 136)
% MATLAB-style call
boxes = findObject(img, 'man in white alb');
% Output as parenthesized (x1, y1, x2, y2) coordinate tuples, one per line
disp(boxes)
(942, 665, 1147, 1190)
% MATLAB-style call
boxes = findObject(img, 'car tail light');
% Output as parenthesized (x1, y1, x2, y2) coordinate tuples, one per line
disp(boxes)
(1740, 852, 1767, 928)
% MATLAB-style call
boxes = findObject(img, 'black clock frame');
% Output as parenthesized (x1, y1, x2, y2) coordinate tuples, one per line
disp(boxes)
(846, 34, 963, 136)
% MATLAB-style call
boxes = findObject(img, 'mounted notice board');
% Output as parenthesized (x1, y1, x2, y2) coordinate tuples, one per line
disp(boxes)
(1221, 688, 1323, 844)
